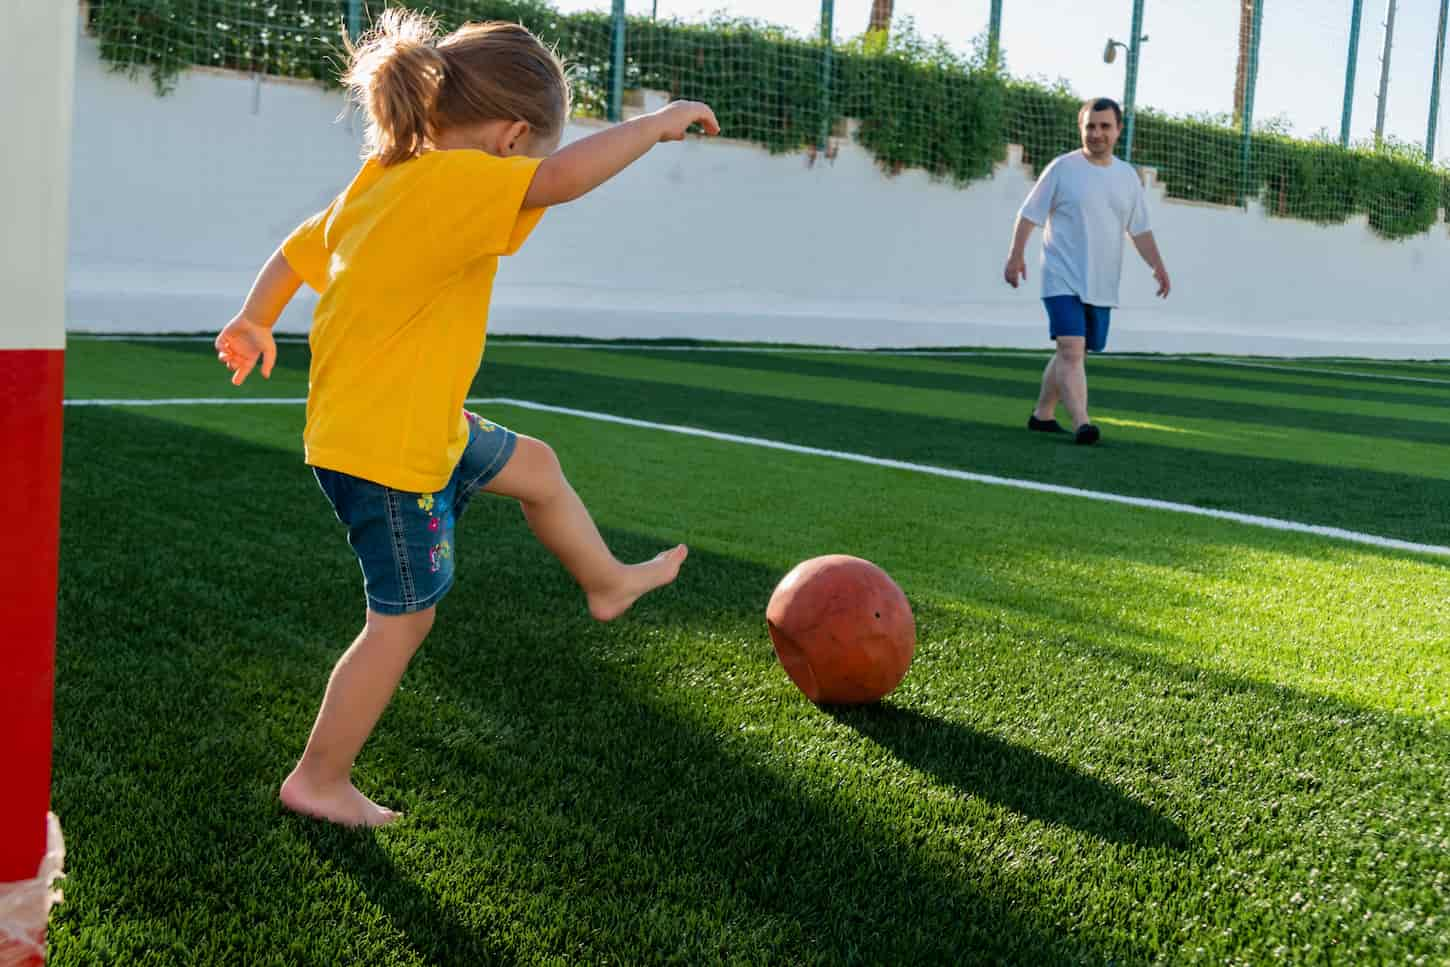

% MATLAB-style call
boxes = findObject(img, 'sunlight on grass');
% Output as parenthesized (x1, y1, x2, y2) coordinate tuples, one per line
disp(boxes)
(1093, 415, 1218, 436)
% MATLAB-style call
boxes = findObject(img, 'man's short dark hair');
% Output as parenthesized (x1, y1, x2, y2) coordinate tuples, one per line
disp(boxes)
(1079, 97, 1123, 126)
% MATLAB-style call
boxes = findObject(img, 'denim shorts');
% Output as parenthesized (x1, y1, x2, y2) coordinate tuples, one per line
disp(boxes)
(1044, 294, 1112, 353)
(313, 411, 518, 615)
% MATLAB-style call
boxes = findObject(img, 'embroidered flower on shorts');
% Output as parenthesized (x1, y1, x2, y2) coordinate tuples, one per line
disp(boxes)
(429, 539, 453, 573)
(466, 411, 496, 432)
(429, 516, 441, 533)
(417, 493, 435, 513)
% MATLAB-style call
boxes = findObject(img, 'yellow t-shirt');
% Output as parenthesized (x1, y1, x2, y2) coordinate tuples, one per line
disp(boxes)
(282, 150, 545, 493)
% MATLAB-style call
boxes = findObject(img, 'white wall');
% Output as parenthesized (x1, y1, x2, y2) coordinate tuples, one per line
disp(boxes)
(4, 1, 77, 351)
(67, 29, 1450, 358)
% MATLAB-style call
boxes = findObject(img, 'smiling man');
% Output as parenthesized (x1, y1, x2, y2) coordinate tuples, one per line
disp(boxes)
(1003, 97, 1170, 445)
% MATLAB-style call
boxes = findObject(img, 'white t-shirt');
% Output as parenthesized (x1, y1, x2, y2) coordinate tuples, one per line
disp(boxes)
(1018, 150, 1151, 308)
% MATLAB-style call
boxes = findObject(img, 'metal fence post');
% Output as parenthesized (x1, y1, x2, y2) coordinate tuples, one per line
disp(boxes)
(1428, 0, 1448, 163)
(609, 0, 626, 123)
(988, 0, 1003, 69)
(1239, 0, 1264, 206)
(1374, 0, 1397, 149)
(346, 0, 363, 41)
(1122, 0, 1145, 162)
(819, 0, 834, 152)
(1340, 0, 1363, 148)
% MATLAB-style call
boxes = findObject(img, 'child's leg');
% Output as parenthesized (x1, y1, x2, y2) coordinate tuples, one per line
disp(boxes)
(280, 607, 435, 827)
(483, 436, 686, 621)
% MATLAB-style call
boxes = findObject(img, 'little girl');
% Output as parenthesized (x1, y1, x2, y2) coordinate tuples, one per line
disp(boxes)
(215, 10, 718, 827)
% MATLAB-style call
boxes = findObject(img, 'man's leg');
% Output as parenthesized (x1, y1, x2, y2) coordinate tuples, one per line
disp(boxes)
(1054, 336, 1090, 430)
(1032, 296, 1084, 435)
(1032, 355, 1060, 422)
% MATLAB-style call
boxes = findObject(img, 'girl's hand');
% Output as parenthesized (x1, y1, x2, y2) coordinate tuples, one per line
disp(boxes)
(215, 315, 277, 386)
(650, 101, 721, 142)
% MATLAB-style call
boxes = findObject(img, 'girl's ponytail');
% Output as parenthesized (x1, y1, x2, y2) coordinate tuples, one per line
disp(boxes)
(342, 8, 445, 166)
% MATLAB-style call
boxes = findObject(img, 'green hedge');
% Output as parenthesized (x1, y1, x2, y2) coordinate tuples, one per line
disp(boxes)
(87, 0, 1446, 239)
(1006, 83, 1447, 239)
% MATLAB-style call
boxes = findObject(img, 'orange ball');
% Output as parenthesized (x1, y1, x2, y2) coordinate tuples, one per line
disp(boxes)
(766, 555, 916, 705)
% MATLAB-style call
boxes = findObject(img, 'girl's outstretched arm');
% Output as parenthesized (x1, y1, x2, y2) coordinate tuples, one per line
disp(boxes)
(523, 100, 719, 209)
(215, 247, 303, 385)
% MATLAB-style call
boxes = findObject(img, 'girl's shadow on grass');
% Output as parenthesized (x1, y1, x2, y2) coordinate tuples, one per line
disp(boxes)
(292, 822, 515, 966)
(825, 703, 1189, 850)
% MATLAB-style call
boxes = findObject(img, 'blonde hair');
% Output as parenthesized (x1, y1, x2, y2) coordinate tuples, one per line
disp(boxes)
(342, 9, 570, 166)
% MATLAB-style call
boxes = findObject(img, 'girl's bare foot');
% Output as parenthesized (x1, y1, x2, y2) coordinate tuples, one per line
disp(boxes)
(587, 544, 688, 621)
(280, 768, 400, 828)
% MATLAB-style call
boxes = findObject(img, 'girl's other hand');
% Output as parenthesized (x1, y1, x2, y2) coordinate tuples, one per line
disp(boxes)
(215, 316, 278, 386)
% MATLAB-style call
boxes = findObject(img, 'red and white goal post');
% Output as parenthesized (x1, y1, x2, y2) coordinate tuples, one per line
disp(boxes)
(1, 1, 77, 963)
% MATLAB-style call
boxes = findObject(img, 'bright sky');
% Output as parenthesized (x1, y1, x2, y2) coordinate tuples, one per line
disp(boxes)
(552, 0, 1449, 163)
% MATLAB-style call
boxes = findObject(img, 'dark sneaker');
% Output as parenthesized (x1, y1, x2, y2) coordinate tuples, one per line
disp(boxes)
(1074, 423, 1101, 445)
(1028, 415, 1067, 434)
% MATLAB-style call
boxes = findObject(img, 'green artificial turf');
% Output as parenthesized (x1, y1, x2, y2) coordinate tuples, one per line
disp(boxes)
(48, 337, 1449, 964)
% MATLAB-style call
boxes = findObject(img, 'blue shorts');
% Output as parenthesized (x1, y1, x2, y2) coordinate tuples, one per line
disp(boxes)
(1044, 294, 1112, 353)
(313, 411, 518, 615)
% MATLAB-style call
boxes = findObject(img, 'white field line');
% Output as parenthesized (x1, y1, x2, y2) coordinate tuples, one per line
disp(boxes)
(63, 394, 1450, 559)
(1182, 357, 1450, 386)
(69, 334, 1450, 386)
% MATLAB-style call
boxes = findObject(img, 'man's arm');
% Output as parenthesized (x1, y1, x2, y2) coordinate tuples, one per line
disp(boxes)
(1005, 160, 1057, 289)
(1131, 230, 1170, 298)
(1003, 215, 1038, 288)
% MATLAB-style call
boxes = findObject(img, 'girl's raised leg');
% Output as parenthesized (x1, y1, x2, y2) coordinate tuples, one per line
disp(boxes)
(484, 436, 686, 620)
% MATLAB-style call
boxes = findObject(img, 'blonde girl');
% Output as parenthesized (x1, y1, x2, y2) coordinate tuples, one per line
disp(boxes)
(215, 10, 718, 827)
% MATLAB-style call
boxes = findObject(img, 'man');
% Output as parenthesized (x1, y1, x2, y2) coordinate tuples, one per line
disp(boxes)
(1003, 97, 1170, 445)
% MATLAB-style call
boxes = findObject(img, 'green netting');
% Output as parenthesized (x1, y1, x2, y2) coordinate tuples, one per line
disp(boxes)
(84, 0, 1450, 240)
